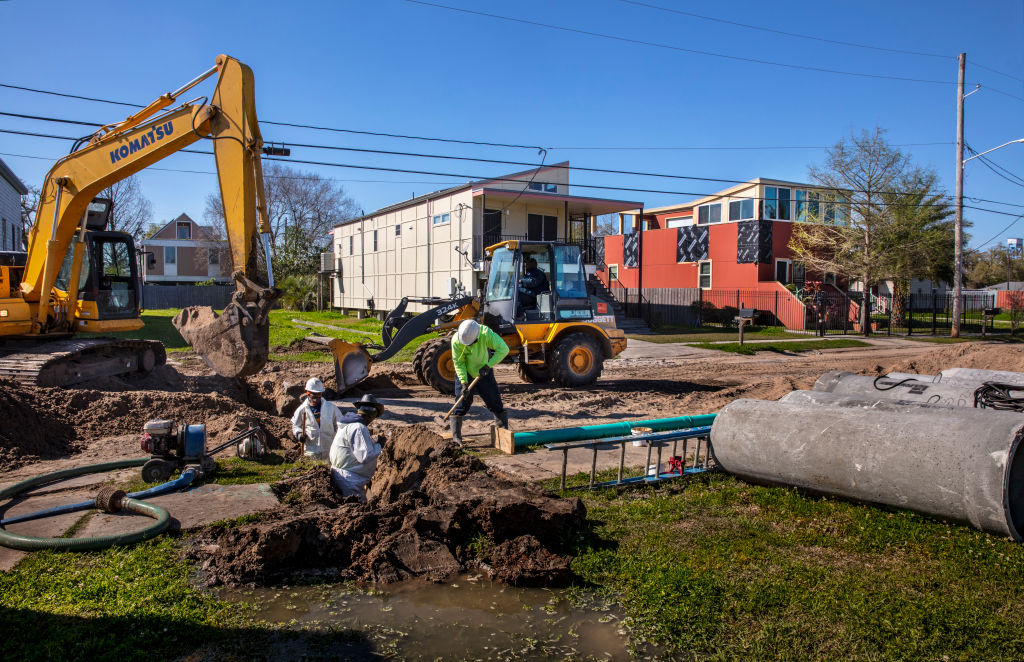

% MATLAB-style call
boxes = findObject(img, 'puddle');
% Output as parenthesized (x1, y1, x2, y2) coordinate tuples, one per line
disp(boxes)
(221, 574, 662, 660)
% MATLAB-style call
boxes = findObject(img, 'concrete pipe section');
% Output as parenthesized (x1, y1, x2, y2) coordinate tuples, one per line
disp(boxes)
(814, 371, 979, 408)
(710, 398, 1024, 540)
(780, 389, 955, 411)
(939, 367, 1024, 387)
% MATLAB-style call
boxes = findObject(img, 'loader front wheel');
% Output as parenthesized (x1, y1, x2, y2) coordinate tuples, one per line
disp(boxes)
(552, 333, 603, 387)
(422, 337, 456, 395)
(412, 341, 431, 386)
(518, 363, 552, 384)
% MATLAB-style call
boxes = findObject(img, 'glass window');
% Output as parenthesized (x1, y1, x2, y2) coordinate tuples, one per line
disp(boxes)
(823, 194, 835, 225)
(666, 216, 689, 228)
(349, 235, 354, 254)
(777, 188, 791, 220)
(432, 213, 450, 225)
(544, 183, 557, 193)
(835, 195, 849, 226)
(763, 187, 777, 219)
(808, 191, 820, 220)
(728, 199, 755, 221)
(553, 245, 588, 299)
(164, 246, 176, 264)
(395, 224, 401, 236)
(697, 203, 721, 225)
(698, 260, 712, 289)
(176, 222, 191, 240)
(486, 247, 515, 301)
(795, 190, 807, 221)
(608, 264, 619, 281)
(529, 181, 543, 191)
(373, 230, 378, 251)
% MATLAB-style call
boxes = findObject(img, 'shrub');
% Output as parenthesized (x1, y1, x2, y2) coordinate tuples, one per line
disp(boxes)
(279, 274, 317, 311)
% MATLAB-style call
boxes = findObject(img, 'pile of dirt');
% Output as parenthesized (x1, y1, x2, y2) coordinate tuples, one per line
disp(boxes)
(0, 376, 296, 472)
(186, 423, 585, 588)
(885, 342, 1024, 377)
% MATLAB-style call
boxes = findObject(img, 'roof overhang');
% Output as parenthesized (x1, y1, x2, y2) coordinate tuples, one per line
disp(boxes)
(473, 187, 641, 216)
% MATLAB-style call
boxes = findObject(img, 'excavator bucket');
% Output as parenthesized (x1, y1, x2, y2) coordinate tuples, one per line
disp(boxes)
(328, 338, 373, 393)
(173, 302, 271, 379)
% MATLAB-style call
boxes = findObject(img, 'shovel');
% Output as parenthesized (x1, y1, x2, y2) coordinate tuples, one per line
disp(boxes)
(442, 375, 481, 422)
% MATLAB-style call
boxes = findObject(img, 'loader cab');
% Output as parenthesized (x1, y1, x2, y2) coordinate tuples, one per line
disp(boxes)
(483, 241, 593, 330)
(54, 198, 141, 320)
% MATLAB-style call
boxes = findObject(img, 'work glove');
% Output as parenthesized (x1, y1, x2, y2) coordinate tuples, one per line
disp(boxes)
(478, 365, 493, 379)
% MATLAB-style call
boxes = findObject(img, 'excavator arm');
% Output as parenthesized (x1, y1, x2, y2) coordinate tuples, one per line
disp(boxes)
(21, 54, 279, 379)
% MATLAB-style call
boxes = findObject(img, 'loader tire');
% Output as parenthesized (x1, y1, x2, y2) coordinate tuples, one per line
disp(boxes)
(412, 340, 431, 386)
(422, 337, 456, 395)
(518, 362, 552, 384)
(552, 332, 603, 387)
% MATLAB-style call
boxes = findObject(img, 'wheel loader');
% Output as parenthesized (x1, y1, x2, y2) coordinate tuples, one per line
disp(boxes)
(329, 240, 628, 394)
(0, 55, 279, 386)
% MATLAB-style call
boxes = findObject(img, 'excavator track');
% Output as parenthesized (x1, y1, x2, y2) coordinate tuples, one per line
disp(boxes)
(0, 338, 167, 387)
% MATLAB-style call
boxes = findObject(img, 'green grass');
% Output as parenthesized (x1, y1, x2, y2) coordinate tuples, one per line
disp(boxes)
(567, 473, 1024, 660)
(688, 338, 870, 354)
(636, 325, 801, 343)
(80, 309, 190, 351)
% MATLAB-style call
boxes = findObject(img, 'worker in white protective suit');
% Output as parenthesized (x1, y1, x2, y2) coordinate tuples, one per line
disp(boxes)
(329, 394, 385, 500)
(290, 377, 344, 460)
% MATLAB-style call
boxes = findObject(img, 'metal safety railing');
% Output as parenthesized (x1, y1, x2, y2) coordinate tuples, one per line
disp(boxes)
(545, 425, 715, 491)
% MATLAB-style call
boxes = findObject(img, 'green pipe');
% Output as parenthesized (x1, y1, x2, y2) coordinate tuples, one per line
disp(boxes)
(0, 458, 172, 552)
(512, 414, 717, 447)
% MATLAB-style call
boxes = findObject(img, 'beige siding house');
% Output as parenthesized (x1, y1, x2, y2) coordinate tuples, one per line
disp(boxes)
(326, 162, 639, 314)
(140, 213, 230, 284)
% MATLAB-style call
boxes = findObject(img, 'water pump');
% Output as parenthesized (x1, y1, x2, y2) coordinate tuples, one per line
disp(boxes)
(139, 418, 266, 483)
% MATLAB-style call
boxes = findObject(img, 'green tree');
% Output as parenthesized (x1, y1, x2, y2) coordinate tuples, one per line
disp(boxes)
(966, 245, 1024, 288)
(790, 127, 950, 335)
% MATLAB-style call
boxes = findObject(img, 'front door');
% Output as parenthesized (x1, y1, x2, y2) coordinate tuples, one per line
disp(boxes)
(527, 214, 557, 241)
(483, 208, 502, 247)
(775, 259, 790, 284)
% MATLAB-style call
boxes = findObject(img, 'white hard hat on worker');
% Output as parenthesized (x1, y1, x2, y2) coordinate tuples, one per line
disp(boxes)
(305, 377, 326, 393)
(457, 319, 480, 345)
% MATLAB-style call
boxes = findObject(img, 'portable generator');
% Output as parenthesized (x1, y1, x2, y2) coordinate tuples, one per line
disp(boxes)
(139, 418, 266, 483)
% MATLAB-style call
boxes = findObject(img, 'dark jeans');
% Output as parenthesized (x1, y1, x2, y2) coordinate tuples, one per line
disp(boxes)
(453, 370, 505, 417)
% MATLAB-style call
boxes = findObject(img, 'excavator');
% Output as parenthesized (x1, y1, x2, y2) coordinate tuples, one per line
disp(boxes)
(0, 55, 279, 386)
(329, 239, 628, 394)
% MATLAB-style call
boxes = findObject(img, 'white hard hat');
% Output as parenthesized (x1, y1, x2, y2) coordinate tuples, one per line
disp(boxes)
(457, 319, 480, 345)
(305, 377, 326, 393)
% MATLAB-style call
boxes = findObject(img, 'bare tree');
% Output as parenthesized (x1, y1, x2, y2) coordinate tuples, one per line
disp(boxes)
(790, 127, 927, 335)
(20, 185, 40, 249)
(100, 175, 153, 240)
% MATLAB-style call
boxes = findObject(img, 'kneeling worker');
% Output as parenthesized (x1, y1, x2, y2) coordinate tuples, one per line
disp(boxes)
(450, 319, 509, 445)
(291, 377, 344, 460)
(330, 394, 386, 500)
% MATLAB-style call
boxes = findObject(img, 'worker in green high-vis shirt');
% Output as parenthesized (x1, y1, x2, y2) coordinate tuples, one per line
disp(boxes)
(449, 319, 510, 446)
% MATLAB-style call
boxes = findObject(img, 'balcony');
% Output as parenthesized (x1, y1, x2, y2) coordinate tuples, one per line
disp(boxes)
(471, 234, 598, 264)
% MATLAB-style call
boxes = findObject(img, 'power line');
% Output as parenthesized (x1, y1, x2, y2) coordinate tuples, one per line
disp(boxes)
(549, 142, 953, 151)
(968, 196, 1024, 209)
(971, 212, 1024, 250)
(618, 0, 950, 60)
(402, 0, 951, 85)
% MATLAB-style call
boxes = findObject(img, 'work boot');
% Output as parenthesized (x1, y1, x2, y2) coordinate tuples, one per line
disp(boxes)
(493, 410, 509, 430)
(449, 415, 464, 446)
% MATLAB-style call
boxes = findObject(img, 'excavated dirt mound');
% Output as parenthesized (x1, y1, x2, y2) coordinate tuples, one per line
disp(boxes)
(186, 423, 586, 588)
(885, 342, 1024, 377)
(0, 379, 84, 470)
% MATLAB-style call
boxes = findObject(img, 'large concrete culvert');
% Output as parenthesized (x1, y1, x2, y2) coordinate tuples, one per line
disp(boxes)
(710, 398, 1024, 540)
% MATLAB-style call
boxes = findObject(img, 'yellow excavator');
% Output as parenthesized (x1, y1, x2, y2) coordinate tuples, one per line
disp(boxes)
(0, 55, 279, 386)
(329, 239, 628, 394)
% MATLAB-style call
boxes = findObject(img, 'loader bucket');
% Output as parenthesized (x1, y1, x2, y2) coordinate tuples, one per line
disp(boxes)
(172, 303, 271, 379)
(329, 338, 373, 393)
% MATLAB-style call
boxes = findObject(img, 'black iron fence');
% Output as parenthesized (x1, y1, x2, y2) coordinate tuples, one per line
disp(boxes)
(834, 291, 999, 336)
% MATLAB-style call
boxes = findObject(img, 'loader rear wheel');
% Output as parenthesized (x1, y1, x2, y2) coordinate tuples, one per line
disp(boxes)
(422, 337, 456, 395)
(412, 341, 431, 386)
(552, 333, 603, 387)
(518, 363, 552, 384)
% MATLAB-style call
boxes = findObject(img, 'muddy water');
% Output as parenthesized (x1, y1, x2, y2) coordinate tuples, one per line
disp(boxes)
(222, 575, 662, 660)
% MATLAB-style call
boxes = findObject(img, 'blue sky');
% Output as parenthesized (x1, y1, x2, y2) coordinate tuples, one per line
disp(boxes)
(1, 0, 1022, 250)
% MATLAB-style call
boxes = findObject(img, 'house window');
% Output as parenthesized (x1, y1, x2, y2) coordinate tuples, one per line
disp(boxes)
(432, 213, 450, 226)
(208, 247, 219, 264)
(763, 187, 791, 220)
(373, 230, 378, 251)
(665, 216, 689, 228)
(698, 260, 712, 289)
(544, 183, 557, 193)
(528, 181, 543, 191)
(164, 246, 176, 264)
(395, 224, 401, 236)
(527, 214, 558, 241)
(608, 264, 619, 282)
(697, 203, 721, 225)
(728, 199, 755, 221)
(176, 222, 191, 240)
(349, 235, 354, 254)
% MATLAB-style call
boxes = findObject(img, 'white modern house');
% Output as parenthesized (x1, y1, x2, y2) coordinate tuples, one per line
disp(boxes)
(324, 162, 640, 315)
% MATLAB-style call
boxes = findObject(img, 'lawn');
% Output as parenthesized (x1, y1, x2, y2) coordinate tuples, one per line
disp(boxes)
(633, 325, 806, 344)
(567, 472, 1024, 660)
(688, 338, 870, 354)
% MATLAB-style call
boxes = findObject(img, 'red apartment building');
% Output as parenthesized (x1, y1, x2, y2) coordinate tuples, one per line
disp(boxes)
(595, 178, 849, 330)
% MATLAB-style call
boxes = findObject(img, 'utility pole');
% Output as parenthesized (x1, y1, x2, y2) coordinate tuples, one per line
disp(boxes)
(952, 53, 966, 337)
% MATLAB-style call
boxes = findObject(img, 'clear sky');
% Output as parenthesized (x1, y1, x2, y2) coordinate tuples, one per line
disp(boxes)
(1, 0, 1022, 250)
